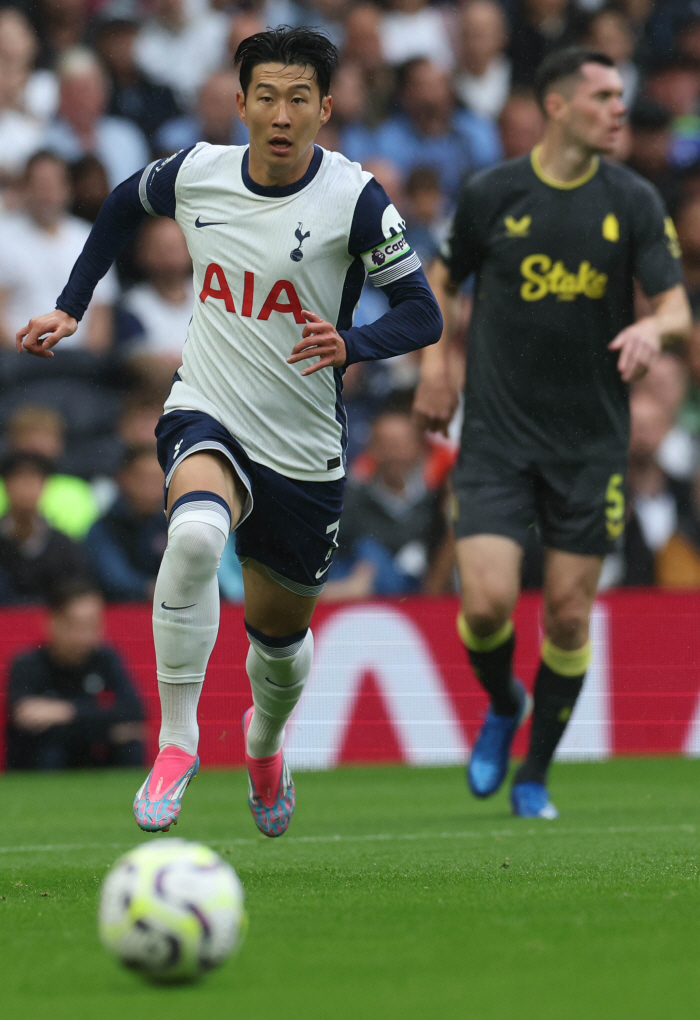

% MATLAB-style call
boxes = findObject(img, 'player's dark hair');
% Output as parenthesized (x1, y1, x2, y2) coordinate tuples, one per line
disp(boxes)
(234, 26, 339, 99)
(534, 46, 616, 113)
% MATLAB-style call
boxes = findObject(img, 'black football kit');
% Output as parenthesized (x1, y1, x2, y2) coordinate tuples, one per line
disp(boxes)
(441, 147, 683, 555)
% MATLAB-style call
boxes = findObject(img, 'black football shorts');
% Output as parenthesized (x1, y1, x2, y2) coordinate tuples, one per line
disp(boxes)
(452, 439, 626, 557)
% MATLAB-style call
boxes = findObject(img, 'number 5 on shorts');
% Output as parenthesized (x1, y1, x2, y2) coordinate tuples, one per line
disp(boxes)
(605, 474, 624, 540)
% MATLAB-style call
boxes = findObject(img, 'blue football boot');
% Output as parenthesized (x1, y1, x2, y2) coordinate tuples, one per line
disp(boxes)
(467, 680, 532, 798)
(510, 781, 559, 819)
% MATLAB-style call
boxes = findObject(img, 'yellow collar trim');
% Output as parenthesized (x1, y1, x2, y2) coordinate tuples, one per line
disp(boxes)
(530, 145, 599, 190)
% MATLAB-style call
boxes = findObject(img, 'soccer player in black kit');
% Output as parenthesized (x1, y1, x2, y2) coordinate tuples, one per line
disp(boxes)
(414, 47, 692, 818)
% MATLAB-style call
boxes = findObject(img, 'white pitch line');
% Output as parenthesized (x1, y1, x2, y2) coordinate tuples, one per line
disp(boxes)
(0, 823, 695, 857)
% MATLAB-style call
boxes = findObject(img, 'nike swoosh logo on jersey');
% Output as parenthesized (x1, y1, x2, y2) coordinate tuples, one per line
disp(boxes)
(315, 563, 332, 580)
(195, 216, 227, 228)
(161, 602, 197, 611)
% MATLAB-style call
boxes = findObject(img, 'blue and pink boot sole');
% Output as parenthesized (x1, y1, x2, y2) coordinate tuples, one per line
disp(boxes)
(133, 746, 199, 832)
(242, 707, 295, 837)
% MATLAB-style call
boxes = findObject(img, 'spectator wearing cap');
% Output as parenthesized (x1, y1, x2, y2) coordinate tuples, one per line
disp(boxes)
(0, 405, 99, 539)
(5, 580, 145, 770)
(0, 150, 117, 352)
(84, 445, 167, 601)
(43, 46, 149, 189)
(347, 58, 501, 198)
(95, 2, 181, 149)
(454, 0, 512, 121)
(0, 451, 91, 605)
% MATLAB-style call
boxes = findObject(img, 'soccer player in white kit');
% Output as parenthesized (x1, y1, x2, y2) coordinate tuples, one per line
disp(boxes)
(16, 27, 442, 837)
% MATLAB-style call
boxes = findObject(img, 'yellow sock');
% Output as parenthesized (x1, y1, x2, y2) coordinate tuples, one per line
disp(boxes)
(541, 639, 591, 678)
(457, 613, 514, 654)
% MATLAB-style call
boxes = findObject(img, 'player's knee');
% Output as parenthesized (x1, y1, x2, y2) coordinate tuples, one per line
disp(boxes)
(545, 601, 590, 649)
(462, 600, 512, 639)
(167, 517, 228, 581)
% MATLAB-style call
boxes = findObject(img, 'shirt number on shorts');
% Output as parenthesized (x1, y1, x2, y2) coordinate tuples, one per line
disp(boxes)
(605, 474, 625, 540)
(315, 520, 340, 580)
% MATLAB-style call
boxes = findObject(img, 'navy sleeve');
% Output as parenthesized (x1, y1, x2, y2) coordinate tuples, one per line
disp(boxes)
(338, 178, 441, 364)
(349, 178, 421, 286)
(339, 267, 442, 365)
(56, 147, 193, 321)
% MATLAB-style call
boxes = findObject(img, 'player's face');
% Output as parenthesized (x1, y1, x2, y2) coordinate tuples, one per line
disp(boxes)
(238, 62, 332, 185)
(560, 63, 626, 155)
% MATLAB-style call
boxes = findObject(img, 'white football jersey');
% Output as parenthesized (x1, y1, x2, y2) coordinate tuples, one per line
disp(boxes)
(138, 143, 420, 481)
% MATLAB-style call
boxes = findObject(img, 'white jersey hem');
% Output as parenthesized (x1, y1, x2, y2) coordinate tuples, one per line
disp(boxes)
(161, 395, 346, 484)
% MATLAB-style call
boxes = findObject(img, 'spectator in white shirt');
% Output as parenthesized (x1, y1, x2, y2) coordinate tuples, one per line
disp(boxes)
(0, 7, 58, 125)
(42, 47, 149, 190)
(379, 0, 453, 70)
(0, 12, 48, 182)
(454, 0, 512, 120)
(0, 151, 116, 353)
(134, 0, 230, 108)
(122, 216, 194, 394)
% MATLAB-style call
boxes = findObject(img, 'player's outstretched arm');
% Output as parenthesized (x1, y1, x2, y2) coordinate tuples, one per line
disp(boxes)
(16, 309, 78, 358)
(608, 284, 691, 383)
(15, 151, 191, 359)
(413, 259, 461, 435)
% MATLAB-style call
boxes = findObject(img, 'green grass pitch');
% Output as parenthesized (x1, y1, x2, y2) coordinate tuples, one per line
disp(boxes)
(1, 759, 699, 1020)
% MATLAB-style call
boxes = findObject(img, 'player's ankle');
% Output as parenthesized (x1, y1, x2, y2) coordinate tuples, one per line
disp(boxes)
(513, 761, 547, 786)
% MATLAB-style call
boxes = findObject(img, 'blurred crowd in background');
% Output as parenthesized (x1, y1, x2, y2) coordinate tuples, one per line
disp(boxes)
(1, 0, 700, 609)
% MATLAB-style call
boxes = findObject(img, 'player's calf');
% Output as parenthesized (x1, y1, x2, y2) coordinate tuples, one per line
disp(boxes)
(511, 638, 590, 814)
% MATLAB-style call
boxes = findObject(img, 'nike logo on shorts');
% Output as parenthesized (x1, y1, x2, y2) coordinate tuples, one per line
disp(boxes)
(315, 563, 332, 580)
(161, 602, 197, 611)
(195, 216, 227, 228)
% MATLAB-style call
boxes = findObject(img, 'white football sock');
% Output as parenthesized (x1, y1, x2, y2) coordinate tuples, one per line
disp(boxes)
(158, 680, 202, 755)
(153, 493, 230, 754)
(245, 628, 314, 758)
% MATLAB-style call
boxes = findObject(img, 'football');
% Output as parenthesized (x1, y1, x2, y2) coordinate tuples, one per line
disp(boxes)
(98, 839, 246, 983)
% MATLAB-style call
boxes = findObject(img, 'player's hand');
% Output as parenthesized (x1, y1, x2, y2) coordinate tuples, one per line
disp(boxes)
(13, 697, 77, 733)
(287, 311, 347, 377)
(608, 317, 662, 383)
(412, 369, 459, 435)
(16, 309, 78, 359)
